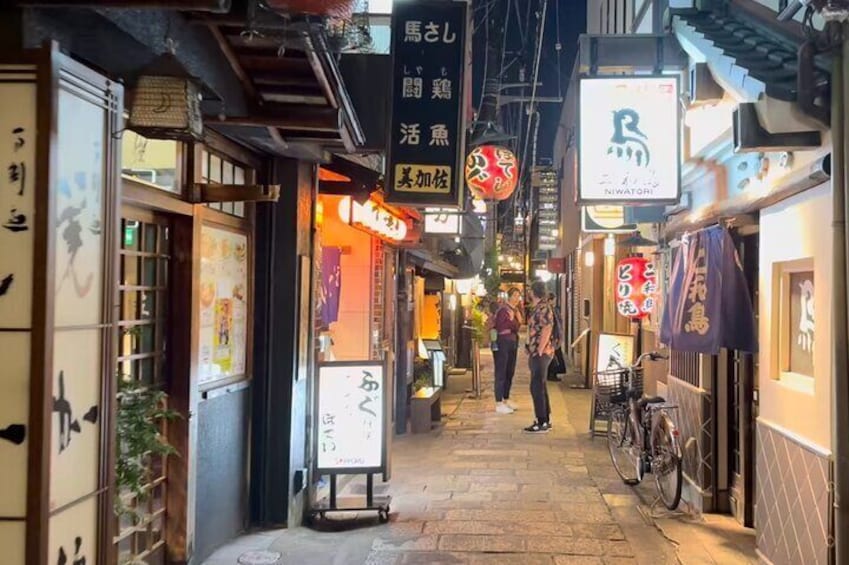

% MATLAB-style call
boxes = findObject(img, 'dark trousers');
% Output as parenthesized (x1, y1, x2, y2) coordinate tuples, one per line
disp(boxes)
(493, 337, 518, 402)
(529, 354, 552, 423)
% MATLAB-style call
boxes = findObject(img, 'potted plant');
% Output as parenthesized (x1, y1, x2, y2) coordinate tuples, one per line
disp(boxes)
(412, 357, 433, 393)
(114, 374, 180, 525)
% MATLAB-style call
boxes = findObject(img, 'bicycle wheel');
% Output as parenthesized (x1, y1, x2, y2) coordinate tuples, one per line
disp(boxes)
(607, 405, 639, 485)
(652, 413, 683, 510)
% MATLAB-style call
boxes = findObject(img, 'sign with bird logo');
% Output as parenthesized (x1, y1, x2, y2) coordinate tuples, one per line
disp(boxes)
(577, 76, 681, 205)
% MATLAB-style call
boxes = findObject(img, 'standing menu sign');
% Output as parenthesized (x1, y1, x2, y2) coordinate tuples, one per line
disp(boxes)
(316, 361, 387, 473)
(386, 0, 467, 208)
(578, 76, 680, 204)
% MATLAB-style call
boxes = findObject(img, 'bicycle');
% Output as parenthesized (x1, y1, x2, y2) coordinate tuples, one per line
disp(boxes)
(598, 351, 683, 510)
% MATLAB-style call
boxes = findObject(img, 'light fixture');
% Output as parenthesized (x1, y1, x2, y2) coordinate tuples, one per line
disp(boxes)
(535, 269, 553, 282)
(604, 234, 616, 257)
(449, 294, 458, 311)
(128, 48, 204, 141)
(584, 250, 595, 267)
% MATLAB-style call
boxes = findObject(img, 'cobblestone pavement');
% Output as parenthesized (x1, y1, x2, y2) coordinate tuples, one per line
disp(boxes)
(203, 351, 757, 565)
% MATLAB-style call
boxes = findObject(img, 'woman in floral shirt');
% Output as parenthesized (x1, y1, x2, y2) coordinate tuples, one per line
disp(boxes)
(524, 281, 554, 433)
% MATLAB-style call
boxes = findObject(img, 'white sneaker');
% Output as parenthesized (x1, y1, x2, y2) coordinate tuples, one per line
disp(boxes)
(505, 400, 519, 411)
(495, 402, 514, 414)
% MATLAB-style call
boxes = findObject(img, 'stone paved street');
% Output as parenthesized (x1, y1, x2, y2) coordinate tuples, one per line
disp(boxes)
(203, 351, 757, 565)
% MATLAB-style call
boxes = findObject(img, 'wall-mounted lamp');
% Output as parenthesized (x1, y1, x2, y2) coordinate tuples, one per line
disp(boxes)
(584, 250, 595, 267)
(604, 234, 616, 257)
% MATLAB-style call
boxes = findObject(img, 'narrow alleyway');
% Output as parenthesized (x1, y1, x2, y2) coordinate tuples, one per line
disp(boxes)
(204, 353, 757, 565)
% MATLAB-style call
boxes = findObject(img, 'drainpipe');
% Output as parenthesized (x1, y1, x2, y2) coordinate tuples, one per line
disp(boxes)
(831, 17, 849, 565)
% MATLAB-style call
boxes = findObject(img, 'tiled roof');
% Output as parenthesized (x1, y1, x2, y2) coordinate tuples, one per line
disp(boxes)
(673, 7, 830, 102)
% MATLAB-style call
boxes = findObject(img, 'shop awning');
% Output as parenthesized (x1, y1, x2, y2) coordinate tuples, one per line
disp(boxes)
(407, 248, 460, 279)
(318, 154, 381, 203)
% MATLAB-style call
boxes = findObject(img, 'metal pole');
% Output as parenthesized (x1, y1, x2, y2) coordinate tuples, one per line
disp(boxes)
(834, 19, 849, 565)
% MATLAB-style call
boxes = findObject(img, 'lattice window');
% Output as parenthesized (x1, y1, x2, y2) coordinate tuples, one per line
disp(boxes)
(201, 149, 250, 218)
(114, 216, 171, 565)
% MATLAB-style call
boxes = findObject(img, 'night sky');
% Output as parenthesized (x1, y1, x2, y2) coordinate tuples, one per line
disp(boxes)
(471, 0, 587, 162)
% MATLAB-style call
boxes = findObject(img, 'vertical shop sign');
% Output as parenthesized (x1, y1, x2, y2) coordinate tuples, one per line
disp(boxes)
(386, 0, 467, 208)
(316, 362, 387, 473)
(533, 167, 559, 251)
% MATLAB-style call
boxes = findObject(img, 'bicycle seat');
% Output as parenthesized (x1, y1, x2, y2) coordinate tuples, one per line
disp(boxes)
(637, 396, 666, 409)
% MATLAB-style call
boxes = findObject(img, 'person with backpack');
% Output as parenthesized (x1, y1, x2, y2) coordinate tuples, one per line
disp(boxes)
(547, 292, 565, 382)
(524, 281, 555, 433)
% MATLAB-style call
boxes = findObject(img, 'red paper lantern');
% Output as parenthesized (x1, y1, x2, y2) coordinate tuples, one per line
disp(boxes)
(464, 145, 519, 201)
(615, 257, 658, 319)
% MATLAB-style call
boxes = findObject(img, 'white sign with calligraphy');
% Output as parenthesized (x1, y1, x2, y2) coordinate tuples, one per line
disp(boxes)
(579, 76, 680, 204)
(316, 362, 385, 472)
(596, 333, 635, 373)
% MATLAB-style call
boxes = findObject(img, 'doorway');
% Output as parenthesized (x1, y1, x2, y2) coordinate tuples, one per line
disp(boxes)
(726, 231, 759, 528)
(114, 208, 174, 564)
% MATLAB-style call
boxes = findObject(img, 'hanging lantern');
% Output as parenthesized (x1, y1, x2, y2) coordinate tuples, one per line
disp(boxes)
(464, 145, 519, 201)
(615, 257, 658, 319)
(127, 51, 203, 141)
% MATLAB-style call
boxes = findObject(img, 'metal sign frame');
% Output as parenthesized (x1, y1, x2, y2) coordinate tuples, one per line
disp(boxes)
(577, 74, 682, 206)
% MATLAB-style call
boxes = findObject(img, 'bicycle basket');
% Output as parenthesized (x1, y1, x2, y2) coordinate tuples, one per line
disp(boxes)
(594, 367, 643, 403)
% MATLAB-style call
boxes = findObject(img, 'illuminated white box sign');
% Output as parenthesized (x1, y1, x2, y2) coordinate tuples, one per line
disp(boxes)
(423, 207, 462, 235)
(578, 76, 681, 204)
(339, 196, 408, 242)
(316, 362, 386, 472)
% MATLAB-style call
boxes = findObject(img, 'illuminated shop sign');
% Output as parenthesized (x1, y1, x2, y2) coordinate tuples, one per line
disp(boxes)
(423, 207, 462, 235)
(578, 76, 681, 204)
(316, 361, 387, 473)
(338, 196, 408, 242)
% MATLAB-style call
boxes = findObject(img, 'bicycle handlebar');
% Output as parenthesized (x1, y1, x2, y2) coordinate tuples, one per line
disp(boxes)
(633, 351, 669, 367)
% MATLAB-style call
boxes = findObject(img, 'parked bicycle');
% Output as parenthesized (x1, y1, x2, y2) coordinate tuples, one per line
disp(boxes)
(598, 351, 683, 510)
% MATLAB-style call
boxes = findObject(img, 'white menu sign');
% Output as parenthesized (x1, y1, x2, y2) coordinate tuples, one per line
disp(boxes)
(579, 76, 680, 204)
(317, 362, 385, 472)
(596, 332, 635, 373)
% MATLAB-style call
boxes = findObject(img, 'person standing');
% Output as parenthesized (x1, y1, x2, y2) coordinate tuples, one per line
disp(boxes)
(547, 292, 565, 382)
(524, 281, 554, 433)
(492, 288, 523, 413)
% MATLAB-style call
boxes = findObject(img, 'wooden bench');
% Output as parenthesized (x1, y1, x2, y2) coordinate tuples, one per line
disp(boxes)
(410, 387, 442, 434)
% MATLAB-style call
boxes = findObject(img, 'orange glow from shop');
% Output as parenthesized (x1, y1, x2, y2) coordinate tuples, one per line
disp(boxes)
(337, 195, 408, 242)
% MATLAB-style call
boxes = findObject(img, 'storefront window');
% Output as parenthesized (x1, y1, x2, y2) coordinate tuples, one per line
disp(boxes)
(121, 129, 179, 193)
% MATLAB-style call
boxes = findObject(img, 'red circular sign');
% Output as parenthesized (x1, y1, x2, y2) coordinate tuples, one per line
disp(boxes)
(464, 145, 519, 201)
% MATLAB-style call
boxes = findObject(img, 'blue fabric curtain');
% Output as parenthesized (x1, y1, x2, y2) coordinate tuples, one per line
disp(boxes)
(320, 247, 342, 326)
(660, 226, 757, 354)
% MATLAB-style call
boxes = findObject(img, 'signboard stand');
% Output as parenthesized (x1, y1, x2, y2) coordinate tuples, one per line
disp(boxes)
(311, 474, 391, 524)
(310, 361, 392, 523)
(589, 332, 635, 437)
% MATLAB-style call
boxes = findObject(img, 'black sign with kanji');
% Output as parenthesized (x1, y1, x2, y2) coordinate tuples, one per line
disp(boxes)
(386, 0, 467, 208)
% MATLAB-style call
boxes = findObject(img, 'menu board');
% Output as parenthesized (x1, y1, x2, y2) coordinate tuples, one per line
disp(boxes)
(316, 362, 385, 473)
(198, 226, 248, 385)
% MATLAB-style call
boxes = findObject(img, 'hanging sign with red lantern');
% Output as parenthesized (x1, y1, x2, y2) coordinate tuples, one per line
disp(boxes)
(464, 144, 519, 201)
(615, 257, 657, 319)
